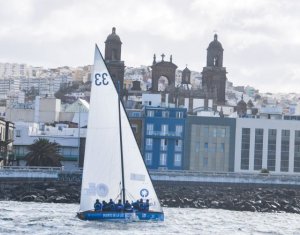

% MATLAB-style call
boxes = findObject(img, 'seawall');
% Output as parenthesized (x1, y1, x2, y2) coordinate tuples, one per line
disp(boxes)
(1, 174, 300, 214)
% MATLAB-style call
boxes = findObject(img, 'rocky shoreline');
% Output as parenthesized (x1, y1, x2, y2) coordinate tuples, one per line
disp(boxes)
(1, 181, 300, 214)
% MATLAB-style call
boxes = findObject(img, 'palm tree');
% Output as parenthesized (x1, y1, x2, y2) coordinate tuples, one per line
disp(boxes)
(25, 138, 63, 167)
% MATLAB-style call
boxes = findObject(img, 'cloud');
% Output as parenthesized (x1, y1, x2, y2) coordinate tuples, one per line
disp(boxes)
(0, 0, 300, 92)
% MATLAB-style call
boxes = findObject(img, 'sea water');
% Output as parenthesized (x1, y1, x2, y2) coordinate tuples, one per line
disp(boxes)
(0, 201, 300, 235)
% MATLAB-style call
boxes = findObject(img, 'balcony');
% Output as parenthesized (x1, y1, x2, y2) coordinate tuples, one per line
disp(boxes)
(175, 146, 182, 152)
(146, 130, 183, 138)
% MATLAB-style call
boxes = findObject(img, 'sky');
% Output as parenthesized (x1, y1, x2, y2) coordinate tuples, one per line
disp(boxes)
(1, 0, 300, 93)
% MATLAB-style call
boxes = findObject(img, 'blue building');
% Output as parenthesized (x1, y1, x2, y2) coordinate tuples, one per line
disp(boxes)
(143, 106, 187, 170)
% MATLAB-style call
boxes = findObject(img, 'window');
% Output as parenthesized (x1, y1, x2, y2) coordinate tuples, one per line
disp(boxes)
(146, 124, 154, 135)
(131, 124, 138, 134)
(282, 129, 290, 137)
(160, 153, 167, 166)
(219, 143, 225, 153)
(161, 124, 168, 135)
(176, 111, 183, 118)
(145, 138, 153, 150)
(267, 129, 276, 171)
(241, 128, 250, 170)
(160, 139, 167, 151)
(295, 131, 300, 172)
(162, 111, 169, 118)
(203, 157, 208, 167)
(132, 112, 141, 117)
(254, 128, 263, 170)
(218, 128, 226, 137)
(210, 143, 217, 153)
(175, 139, 182, 151)
(195, 142, 200, 153)
(212, 128, 217, 137)
(174, 154, 182, 167)
(147, 110, 154, 117)
(145, 153, 152, 166)
(281, 130, 290, 172)
(176, 125, 183, 136)
(16, 130, 21, 137)
(203, 126, 209, 137)
(204, 143, 208, 152)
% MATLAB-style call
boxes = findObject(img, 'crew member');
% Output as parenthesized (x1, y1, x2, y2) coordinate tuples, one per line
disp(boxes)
(116, 199, 124, 212)
(94, 199, 102, 211)
(108, 198, 116, 211)
(124, 200, 133, 212)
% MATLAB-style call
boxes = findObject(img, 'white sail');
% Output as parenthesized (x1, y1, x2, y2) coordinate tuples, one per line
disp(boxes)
(80, 45, 162, 213)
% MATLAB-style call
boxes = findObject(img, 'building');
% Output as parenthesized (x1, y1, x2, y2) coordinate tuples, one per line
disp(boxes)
(143, 106, 186, 170)
(20, 76, 73, 97)
(13, 122, 86, 170)
(127, 109, 144, 151)
(0, 78, 20, 99)
(235, 118, 300, 174)
(6, 96, 61, 123)
(0, 118, 14, 166)
(0, 63, 32, 79)
(185, 116, 236, 172)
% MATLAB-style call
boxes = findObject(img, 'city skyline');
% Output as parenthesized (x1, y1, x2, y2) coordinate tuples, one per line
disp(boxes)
(1, 0, 300, 93)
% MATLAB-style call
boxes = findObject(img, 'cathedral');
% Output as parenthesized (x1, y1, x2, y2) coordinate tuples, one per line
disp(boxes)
(103, 28, 227, 107)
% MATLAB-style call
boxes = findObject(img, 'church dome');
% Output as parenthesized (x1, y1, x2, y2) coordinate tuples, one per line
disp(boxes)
(105, 27, 121, 43)
(208, 34, 223, 50)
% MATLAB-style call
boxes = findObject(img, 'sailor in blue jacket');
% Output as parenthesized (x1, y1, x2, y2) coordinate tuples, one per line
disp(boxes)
(94, 199, 102, 211)
(116, 199, 124, 212)
(124, 200, 133, 212)
(144, 199, 150, 211)
(108, 198, 116, 211)
(139, 199, 145, 211)
(132, 200, 140, 211)
(102, 200, 109, 211)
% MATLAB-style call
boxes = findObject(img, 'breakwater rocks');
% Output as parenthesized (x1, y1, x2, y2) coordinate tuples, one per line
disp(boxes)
(1, 181, 300, 214)
(0, 181, 80, 204)
(155, 182, 300, 214)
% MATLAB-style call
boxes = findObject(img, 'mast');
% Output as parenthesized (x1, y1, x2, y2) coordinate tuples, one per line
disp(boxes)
(118, 81, 126, 205)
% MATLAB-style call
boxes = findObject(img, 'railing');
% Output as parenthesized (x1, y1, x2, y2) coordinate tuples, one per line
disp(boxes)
(1, 166, 63, 171)
(0, 166, 63, 179)
(146, 130, 182, 137)
(149, 169, 300, 180)
(2, 166, 300, 184)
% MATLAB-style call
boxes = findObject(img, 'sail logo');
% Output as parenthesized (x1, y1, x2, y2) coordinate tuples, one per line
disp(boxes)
(140, 188, 149, 198)
(83, 183, 109, 197)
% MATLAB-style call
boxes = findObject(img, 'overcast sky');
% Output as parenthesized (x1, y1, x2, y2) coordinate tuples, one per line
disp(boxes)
(1, 0, 300, 93)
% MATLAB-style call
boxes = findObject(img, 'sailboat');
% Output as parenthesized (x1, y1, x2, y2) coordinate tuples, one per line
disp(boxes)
(77, 45, 164, 221)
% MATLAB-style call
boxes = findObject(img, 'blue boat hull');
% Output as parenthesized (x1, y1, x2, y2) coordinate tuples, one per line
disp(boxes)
(77, 210, 164, 221)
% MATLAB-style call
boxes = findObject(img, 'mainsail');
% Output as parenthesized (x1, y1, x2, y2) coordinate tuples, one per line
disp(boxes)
(79, 45, 162, 213)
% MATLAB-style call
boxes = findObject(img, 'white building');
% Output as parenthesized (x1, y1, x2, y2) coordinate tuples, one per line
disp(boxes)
(235, 118, 300, 174)
(13, 122, 86, 170)
(0, 63, 32, 78)
(20, 76, 73, 97)
(0, 78, 20, 99)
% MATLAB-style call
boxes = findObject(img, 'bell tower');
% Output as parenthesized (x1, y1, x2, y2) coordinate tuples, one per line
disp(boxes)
(202, 34, 227, 105)
(104, 27, 125, 93)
